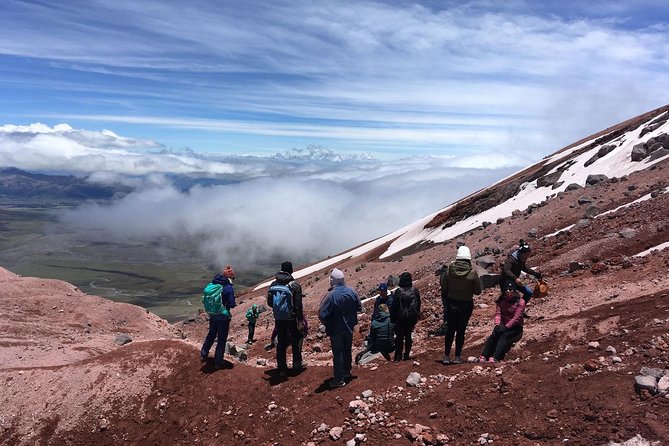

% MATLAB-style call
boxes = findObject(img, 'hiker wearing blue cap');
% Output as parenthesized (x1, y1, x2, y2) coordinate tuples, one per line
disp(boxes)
(371, 282, 393, 320)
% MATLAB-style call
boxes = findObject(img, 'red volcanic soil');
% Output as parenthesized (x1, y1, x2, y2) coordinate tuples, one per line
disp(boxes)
(1, 161, 668, 446)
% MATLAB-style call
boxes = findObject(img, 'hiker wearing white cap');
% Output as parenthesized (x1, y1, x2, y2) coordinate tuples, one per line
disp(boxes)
(319, 268, 362, 388)
(440, 246, 482, 365)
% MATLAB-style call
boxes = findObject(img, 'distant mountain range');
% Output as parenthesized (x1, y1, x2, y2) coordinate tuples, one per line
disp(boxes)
(0, 167, 132, 201)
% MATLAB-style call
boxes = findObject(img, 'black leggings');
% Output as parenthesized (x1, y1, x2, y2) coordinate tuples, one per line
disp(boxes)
(481, 325, 523, 360)
(444, 299, 474, 357)
(394, 323, 415, 360)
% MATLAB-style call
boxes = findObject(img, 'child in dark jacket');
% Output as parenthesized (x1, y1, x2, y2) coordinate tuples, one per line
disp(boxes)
(480, 280, 525, 363)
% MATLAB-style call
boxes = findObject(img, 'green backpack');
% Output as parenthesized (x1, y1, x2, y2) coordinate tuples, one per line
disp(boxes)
(201, 283, 231, 317)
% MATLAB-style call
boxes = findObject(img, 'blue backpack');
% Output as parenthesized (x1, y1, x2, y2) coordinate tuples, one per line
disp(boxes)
(269, 283, 294, 321)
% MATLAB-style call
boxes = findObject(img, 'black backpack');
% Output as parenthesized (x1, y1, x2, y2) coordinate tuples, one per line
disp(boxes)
(396, 287, 419, 323)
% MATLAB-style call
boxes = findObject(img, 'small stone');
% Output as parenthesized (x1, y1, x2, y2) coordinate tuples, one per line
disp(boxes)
(605, 346, 616, 355)
(587, 341, 600, 349)
(635, 375, 658, 394)
(362, 389, 373, 398)
(547, 409, 559, 419)
(612, 356, 623, 363)
(406, 372, 422, 387)
(429, 412, 438, 419)
(329, 426, 343, 440)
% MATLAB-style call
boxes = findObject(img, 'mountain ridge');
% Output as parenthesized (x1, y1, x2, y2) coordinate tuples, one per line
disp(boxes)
(1, 106, 669, 445)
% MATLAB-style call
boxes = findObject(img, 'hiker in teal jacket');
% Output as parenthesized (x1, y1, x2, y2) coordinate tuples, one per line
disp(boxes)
(246, 303, 259, 344)
(200, 265, 236, 369)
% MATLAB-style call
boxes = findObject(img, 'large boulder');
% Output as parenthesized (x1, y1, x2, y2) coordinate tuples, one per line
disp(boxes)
(586, 174, 609, 186)
(631, 144, 648, 162)
(648, 148, 669, 162)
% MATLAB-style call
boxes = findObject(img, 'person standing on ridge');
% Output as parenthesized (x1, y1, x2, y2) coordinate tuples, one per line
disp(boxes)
(200, 265, 237, 369)
(390, 271, 421, 361)
(319, 268, 362, 388)
(441, 245, 482, 364)
(267, 261, 305, 378)
(245, 303, 259, 344)
(499, 239, 542, 303)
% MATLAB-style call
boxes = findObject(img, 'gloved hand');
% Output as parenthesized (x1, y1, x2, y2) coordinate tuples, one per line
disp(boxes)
(534, 271, 543, 280)
(515, 278, 523, 286)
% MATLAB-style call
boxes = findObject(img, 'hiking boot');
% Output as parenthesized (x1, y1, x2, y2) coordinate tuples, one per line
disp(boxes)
(442, 356, 452, 365)
(328, 379, 346, 389)
(200, 355, 207, 363)
(453, 356, 464, 364)
(478, 356, 486, 363)
(292, 363, 307, 371)
(403, 353, 410, 361)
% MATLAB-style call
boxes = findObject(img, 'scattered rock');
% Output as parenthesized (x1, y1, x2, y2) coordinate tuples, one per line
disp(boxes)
(619, 228, 637, 239)
(113, 334, 132, 346)
(329, 426, 343, 440)
(406, 372, 422, 387)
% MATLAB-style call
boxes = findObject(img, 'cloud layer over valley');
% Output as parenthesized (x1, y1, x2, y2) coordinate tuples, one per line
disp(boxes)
(1, 123, 520, 269)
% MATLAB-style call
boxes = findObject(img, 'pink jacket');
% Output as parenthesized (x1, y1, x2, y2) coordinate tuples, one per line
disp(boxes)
(494, 293, 526, 329)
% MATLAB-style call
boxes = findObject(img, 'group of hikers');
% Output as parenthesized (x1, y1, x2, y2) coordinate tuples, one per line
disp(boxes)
(200, 240, 543, 389)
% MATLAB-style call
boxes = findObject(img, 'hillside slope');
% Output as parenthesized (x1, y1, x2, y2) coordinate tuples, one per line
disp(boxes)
(2, 107, 669, 446)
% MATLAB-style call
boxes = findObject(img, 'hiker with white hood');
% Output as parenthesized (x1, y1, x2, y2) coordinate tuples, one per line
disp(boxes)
(319, 268, 362, 389)
(441, 246, 482, 364)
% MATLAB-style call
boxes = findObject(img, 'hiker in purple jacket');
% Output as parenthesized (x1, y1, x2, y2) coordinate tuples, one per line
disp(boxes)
(479, 280, 525, 363)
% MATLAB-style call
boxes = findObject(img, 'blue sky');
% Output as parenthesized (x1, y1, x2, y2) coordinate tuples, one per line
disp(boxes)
(2, 0, 669, 158)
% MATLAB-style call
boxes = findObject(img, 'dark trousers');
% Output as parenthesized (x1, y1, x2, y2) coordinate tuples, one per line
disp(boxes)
(247, 321, 256, 342)
(481, 325, 523, 360)
(444, 299, 473, 357)
(200, 314, 231, 367)
(330, 330, 354, 382)
(394, 323, 415, 360)
(275, 319, 303, 371)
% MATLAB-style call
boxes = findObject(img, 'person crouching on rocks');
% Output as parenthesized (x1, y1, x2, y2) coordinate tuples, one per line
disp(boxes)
(499, 239, 542, 304)
(200, 265, 236, 369)
(479, 280, 525, 363)
(355, 303, 395, 364)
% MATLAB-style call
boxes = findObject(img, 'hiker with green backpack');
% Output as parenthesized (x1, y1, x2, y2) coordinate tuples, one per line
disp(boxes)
(246, 303, 259, 344)
(200, 265, 236, 369)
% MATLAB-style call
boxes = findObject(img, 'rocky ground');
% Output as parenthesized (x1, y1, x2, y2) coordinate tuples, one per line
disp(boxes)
(1, 159, 668, 446)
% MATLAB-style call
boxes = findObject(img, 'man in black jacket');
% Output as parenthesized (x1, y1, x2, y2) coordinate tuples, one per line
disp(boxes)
(267, 261, 305, 377)
(499, 240, 542, 303)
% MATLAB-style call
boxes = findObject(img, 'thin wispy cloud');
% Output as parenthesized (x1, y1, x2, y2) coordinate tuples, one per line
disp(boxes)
(1, 1, 668, 157)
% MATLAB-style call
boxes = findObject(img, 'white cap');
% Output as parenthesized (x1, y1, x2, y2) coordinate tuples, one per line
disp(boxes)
(456, 246, 472, 260)
(330, 268, 345, 286)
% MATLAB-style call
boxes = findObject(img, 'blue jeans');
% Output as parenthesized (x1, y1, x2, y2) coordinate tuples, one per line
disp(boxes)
(200, 314, 230, 367)
(329, 331, 353, 383)
(518, 284, 533, 303)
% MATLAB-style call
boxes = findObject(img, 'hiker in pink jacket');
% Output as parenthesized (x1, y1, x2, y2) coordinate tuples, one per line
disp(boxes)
(479, 280, 525, 363)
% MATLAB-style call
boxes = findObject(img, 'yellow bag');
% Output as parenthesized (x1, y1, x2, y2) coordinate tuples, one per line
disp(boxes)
(534, 280, 549, 298)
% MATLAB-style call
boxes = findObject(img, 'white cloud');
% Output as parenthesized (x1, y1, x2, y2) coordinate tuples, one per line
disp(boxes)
(0, 123, 519, 268)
